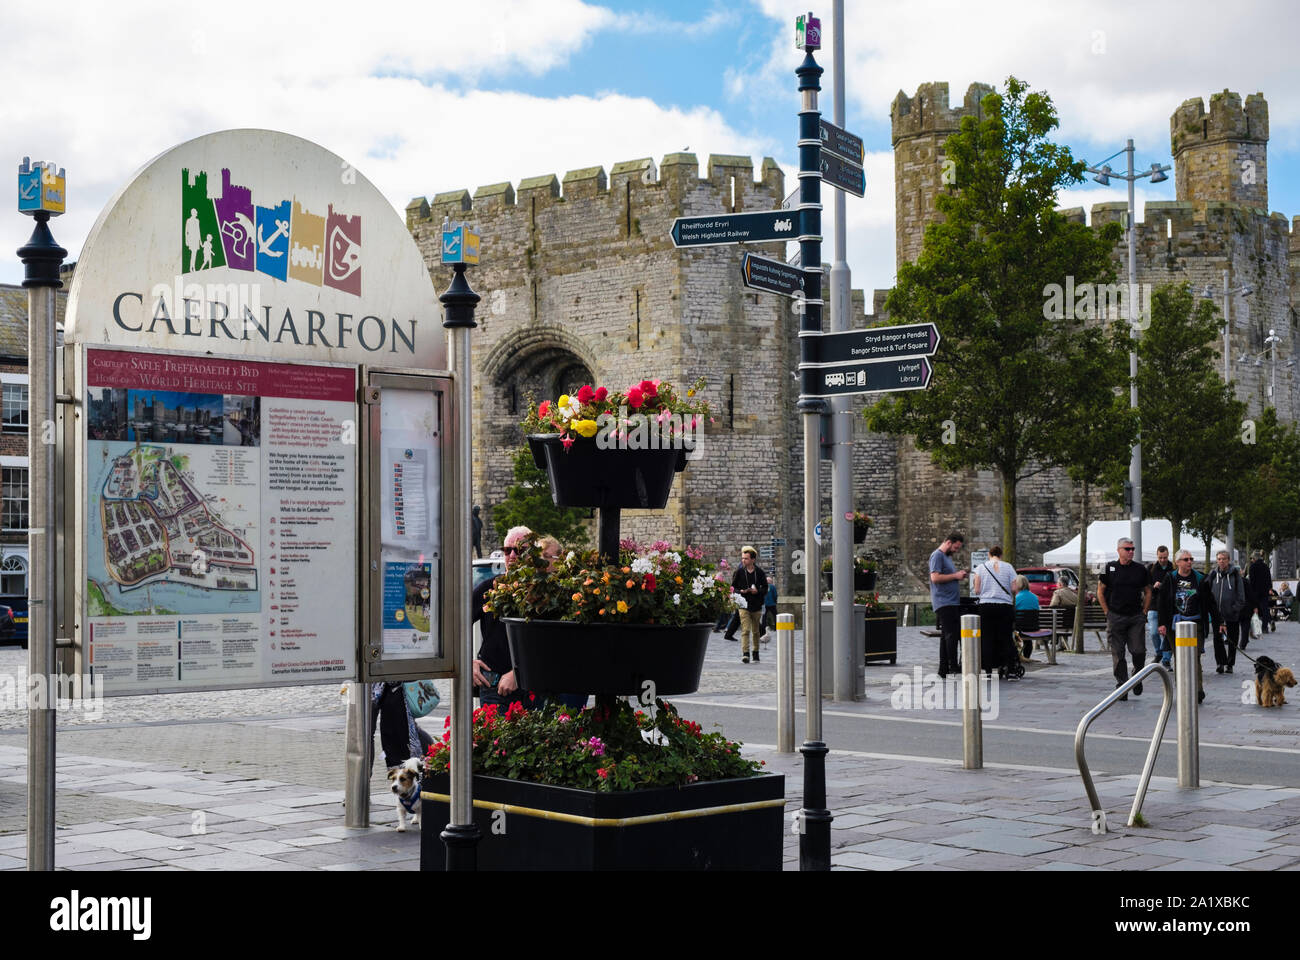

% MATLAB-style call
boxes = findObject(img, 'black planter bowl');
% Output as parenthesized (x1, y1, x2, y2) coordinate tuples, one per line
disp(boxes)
(821, 569, 877, 591)
(527, 434, 687, 509)
(865, 611, 897, 665)
(504, 619, 710, 696)
(420, 771, 786, 871)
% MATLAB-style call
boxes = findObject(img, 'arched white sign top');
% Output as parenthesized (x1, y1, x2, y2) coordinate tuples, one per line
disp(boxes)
(67, 129, 445, 369)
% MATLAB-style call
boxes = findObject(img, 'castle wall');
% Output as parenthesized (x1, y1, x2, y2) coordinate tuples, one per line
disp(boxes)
(410, 154, 800, 567)
(404, 85, 1299, 591)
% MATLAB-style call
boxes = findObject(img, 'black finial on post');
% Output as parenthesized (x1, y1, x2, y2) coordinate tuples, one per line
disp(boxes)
(440, 262, 480, 328)
(17, 211, 67, 289)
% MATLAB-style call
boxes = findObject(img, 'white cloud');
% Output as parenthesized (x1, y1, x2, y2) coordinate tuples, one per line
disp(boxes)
(0, 0, 769, 284)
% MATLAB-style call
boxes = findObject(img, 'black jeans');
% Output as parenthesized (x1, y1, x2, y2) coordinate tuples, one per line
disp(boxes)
(1213, 618, 1240, 667)
(936, 605, 960, 676)
(372, 683, 433, 771)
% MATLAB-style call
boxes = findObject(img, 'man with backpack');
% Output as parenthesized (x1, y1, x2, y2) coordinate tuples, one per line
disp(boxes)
(1206, 550, 1247, 675)
(1157, 549, 1219, 704)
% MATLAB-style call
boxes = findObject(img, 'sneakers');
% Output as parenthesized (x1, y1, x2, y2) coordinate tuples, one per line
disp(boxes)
(726, 634, 738, 642)
(752, 649, 760, 663)
(742, 653, 749, 664)
(1227, 665, 1233, 674)
(1133, 682, 1143, 697)
(1216, 665, 1224, 674)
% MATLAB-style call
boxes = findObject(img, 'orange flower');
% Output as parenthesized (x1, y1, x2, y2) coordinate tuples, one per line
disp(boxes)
(571, 592, 583, 602)
(675, 576, 683, 583)
(622, 566, 631, 574)
(626, 579, 635, 589)
(584, 578, 594, 586)
(598, 608, 606, 616)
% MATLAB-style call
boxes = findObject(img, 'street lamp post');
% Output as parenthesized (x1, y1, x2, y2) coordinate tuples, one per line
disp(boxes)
(1199, 272, 1253, 559)
(1085, 142, 1171, 562)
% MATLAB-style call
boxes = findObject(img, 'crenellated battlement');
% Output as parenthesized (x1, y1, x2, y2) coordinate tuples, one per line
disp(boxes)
(890, 82, 994, 145)
(406, 153, 785, 232)
(1171, 90, 1268, 156)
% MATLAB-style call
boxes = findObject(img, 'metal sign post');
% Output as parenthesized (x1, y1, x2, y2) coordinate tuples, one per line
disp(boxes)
(794, 21, 832, 872)
(439, 250, 481, 871)
(776, 613, 795, 753)
(17, 159, 67, 872)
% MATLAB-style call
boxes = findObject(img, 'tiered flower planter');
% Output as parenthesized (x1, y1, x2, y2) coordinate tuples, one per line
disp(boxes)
(422, 429, 784, 870)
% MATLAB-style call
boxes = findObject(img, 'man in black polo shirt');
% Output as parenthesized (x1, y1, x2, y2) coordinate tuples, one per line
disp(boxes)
(1098, 537, 1151, 700)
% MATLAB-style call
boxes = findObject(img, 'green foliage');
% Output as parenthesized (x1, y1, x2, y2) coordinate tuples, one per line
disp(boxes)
(484, 542, 735, 626)
(423, 699, 763, 792)
(1230, 406, 1300, 554)
(864, 76, 1125, 560)
(1136, 285, 1246, 553)
(491, 446, 589, 547)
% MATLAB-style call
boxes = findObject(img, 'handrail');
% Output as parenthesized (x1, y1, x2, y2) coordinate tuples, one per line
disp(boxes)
(1074, 661, 1173, 831)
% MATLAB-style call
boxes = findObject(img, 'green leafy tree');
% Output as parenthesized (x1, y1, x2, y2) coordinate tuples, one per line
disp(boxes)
(1230, 407, 1300, 556)
(1047, 322, 1137, 650)
(1137, 285, 1246, 556)
(864, 77, 1123, 562)
(491, 446, 590, 547)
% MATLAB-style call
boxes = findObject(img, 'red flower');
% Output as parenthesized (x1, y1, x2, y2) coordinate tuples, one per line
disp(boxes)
(576, 384, 595, 405)
(638, 379, 658, 398)
(597, 768, 609, 779)
(593, 386, 608, 402)
(538, 400, 550, 417)
(529, 692, 537, 702)
(627, 387, 643, 409)
(644, 573, 656, 591)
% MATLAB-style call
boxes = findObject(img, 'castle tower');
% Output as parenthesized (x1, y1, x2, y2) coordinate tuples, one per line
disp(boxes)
(890, 82, 994, 268)
(1171, 90, 1268, 212)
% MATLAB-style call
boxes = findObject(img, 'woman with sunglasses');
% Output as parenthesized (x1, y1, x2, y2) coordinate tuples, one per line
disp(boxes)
(472, 526, 534, 709)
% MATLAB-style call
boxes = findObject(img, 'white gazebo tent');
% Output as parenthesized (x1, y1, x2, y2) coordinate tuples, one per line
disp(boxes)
(1042, 519, 1228, 568)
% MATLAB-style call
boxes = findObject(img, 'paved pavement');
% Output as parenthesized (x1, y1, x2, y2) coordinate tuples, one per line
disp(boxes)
(0, 617, 1297, 871)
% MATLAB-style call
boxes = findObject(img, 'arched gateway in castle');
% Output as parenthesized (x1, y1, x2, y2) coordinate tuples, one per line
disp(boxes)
(408, 86, 1299, 590)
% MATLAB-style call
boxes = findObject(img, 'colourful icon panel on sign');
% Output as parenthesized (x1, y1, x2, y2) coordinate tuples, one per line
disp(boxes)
(180, 166, 362, 295)
(441, 225, 480, 265)
(18, 158, 66, 216)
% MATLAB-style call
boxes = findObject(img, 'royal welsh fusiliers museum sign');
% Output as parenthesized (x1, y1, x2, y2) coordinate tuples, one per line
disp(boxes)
(66, 130, 446, 695)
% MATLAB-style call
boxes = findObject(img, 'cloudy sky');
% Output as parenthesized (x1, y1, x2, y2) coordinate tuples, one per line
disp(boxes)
(3, 0, 1298, 295)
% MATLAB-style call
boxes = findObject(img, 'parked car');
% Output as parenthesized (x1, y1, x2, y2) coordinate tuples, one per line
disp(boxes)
(1017, 567, 1095, 606)
(0, 595, 27, 648)
(472, 552, 507, 592)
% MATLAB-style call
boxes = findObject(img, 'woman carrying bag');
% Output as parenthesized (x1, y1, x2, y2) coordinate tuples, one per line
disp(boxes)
(971, 545, 1020, 680)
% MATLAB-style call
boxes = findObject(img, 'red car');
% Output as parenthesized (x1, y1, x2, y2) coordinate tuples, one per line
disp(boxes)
(1018, 566, 1091, 606)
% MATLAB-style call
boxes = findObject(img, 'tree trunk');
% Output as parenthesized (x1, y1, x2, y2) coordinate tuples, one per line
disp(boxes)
(1002, 469, 1017, 566)
(1204, 535, 1212, 572)
(1171, 518, 1182, 558)
(1073, 478, 1087, 653)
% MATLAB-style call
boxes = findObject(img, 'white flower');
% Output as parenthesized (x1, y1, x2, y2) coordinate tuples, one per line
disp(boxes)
(691, 575, 708, 596)
(665, 552, 681, 566)
(729, 590, 744, 608)
(566, 396, 581, 417)
(631, 557, 653, 574)
(566, 551, 575, 563)
(673, 593, 681, 605)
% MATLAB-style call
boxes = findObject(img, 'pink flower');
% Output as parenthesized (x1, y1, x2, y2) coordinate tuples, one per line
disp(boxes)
(538, 400, 550, 418)
(576, 384, 595, 405)
(593, 386, 608, 402)
(561, 434, 574, 450)
(558, 714, 571, 723)
(597, 768, 609, 779)
(627, 387, 643, 409)
(638, 379, 658, 398)
(587, 736, 606, 757)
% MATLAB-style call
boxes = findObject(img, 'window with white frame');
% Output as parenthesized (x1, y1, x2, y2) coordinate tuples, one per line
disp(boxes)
(2, 382, 27, 430)
(1, 554, 26, 595)
(2, 467, 27, 531)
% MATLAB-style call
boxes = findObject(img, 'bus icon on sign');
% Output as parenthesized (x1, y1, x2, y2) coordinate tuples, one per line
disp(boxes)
(825, 372, 845, 387)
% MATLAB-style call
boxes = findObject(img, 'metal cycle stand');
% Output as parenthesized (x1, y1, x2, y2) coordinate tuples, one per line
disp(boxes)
(1074, 661, 1173, 830)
